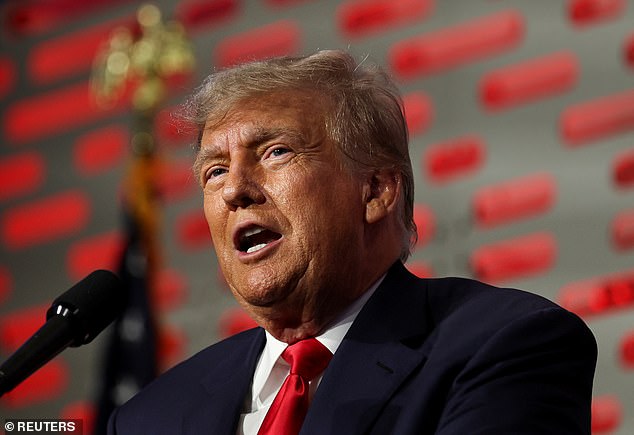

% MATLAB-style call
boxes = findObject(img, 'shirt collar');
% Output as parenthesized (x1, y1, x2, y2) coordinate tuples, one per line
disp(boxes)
(248, 274, 386, 409)
(316, 274, 385, 354)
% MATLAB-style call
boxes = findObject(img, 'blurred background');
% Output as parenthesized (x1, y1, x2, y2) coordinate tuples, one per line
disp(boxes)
(0, 0, 632, 433)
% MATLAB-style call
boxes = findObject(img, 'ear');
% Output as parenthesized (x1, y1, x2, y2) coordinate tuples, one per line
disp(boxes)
(363, 169, 402, 224)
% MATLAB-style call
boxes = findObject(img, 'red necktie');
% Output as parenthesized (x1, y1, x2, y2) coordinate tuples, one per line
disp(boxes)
(258, 338, 332, 435)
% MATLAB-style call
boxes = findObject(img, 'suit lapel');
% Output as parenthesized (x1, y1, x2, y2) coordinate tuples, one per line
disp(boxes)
(301, 262, 432, 435)
(182, 328, 266, 434)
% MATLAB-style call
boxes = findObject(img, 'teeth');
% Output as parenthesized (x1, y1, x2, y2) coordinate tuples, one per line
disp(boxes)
(246, 243, 267, 254)
(243, 227, 265, 238)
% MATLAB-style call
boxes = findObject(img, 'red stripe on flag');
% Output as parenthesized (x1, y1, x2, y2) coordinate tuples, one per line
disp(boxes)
(568, 0, 626, 25)
(424, 135, 486, 183)
(0, 304, 48, 352)
(560, 89, 634, 146)
(481, 51, 579, 110)
(612, 148, 634, 188)
(215, 20, 301, 68)
(1, 190, 91, 250)
(470, 232, 557, 283)
(0, 152, 45, 201)
(28, 17, 135, 85)
(473, 172, 556, 228)
(591, 395, 623, 434)
(176, 0, 239, 32)
(74, 126, 128, 176)
(0, 360, 69, 408)
(337, 0, 434, 37)
(0, 57, 16, 99)
(66, 231, 123, 281)
(612, 209, 634, 251)
(389, 9, 525, 79)
(3, 82, 127, 145)
(403, 92, 433, 136)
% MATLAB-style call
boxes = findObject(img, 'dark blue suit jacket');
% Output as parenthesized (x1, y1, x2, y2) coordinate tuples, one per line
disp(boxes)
(108, 262, 597, 434)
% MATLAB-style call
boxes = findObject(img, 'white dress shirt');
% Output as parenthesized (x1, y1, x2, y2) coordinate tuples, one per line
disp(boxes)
(237, 276, 385, 435)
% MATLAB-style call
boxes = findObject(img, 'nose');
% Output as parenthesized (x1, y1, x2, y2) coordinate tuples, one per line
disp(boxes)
(221, 163, 265, 210)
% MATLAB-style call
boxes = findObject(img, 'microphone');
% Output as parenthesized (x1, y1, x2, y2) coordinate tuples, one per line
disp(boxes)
(0, 270, 126, 396)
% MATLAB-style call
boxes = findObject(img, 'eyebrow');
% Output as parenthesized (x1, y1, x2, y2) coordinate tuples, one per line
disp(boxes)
(192, 146, 222, 181)
(192, 126, 304, 180)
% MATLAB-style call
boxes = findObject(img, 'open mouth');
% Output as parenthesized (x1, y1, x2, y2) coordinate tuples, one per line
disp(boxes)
(236, 226, 282, 254)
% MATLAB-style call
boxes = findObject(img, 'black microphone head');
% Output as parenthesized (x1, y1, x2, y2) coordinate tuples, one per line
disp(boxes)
(46, 270, 126, 347)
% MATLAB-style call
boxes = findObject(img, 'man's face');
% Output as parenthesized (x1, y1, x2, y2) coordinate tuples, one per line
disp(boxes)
(196, 92, 369, 338)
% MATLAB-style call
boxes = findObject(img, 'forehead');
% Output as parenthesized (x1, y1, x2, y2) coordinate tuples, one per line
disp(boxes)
(201, 90, 329, 142)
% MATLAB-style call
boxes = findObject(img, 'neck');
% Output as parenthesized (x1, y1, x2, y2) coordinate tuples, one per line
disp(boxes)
(247, 226, 403, 344)
(253, 260, 398, 344)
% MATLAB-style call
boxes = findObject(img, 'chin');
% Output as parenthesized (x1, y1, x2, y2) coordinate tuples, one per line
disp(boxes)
(232, 280, 292, 308)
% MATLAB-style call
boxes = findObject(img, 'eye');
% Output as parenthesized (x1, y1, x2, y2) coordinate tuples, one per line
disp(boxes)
(204, 166, 227, 183)
(272, 147, 289, 156)
(266, 146, 291, 159)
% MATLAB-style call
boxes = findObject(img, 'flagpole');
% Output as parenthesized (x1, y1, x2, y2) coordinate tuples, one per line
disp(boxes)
(89, 5, 194, 433)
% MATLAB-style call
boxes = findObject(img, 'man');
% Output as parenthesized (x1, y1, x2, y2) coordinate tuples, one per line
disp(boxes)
(108, 50, 597, 434)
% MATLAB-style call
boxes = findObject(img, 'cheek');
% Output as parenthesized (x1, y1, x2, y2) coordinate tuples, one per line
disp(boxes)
(203, 194, 227, 245)
(293, 186, 363, 246)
